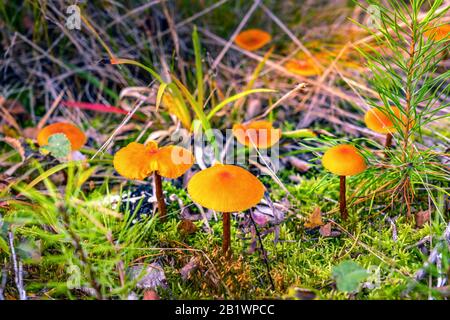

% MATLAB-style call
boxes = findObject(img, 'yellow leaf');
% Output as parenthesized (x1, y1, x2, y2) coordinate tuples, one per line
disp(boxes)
(304, 206, 324, 229)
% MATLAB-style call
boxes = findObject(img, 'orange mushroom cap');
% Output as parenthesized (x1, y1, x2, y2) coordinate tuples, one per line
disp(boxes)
(37, 122, 86, 151)
(113, 141, 194, 180)
(232, 120, 281, 149)
(424, 24, 450, 41)
(187, 164, 265, 212)
(364, 106, 402, 134)
(235, 29, 272, 51)
(322, 144, 367, 176)
(285, 54, 323, 77)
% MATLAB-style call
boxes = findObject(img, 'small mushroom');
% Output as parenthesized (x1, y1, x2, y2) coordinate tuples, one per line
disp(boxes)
(364, 106, 402, 149)
(187, 163, 265, 256)
(113, 141, 194, 221)
(234, 29, 272, 51)
(285, 56, 322, 77)
(232, 120, 281, 149)
(37, 122, 86, 151)
(322, 144, 367, 220)
(424, 23, 449, 41)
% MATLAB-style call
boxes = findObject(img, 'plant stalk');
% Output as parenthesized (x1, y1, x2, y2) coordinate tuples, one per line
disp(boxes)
(385, 133, 393, 149)
(339, 176, 348, 221)
(154, 172, 166, 221)
(222, 212, 231, 257)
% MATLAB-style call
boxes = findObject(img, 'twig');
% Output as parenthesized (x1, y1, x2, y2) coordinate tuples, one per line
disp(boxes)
(248, 210, 275, 291)
(8, 231, 26, 300)
(211, 0, 261, 69)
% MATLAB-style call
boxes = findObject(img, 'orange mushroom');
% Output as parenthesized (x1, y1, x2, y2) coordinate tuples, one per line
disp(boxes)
(322, 144, 367, 220)
(37, 122, 86, 151)
(285, 58, 322, 77)
(424, 23, 450, 41)
(235, 29, 272, 51)
(232, 120, 281, 149)
(364, 106, 405, 149)
(187, 163, 265, 255)
(113, 141, 194, 220)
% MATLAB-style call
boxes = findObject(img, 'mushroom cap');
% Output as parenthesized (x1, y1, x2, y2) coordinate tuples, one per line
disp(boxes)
(424, 24, 450, 41)
(235, 29, 272, 51)
(113, 141, 194, 180)
(285, 59, 321, 76)
(232, 120, 281, 149)
(285, 56, 322, 77)
(37, 122, 86, 151)
(187, 164, 265, 212)
(322, 144, 367, 176)
(364, 107, 401, 134)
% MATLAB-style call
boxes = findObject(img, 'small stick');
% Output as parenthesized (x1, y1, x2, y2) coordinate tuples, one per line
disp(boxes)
(222, 212, 231, 257)
(154, 172, 167, 221)
(385, 133, 393, 149)
(8, 232, 27, 300)
(249, 211, 275, 291)
(339, 176, 348, 221)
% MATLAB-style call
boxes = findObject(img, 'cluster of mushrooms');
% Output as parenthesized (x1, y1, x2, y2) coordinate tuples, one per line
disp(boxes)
(35, 100, 402, 258)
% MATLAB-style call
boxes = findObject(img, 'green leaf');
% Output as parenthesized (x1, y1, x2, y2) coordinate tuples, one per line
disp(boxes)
(156, 82, 168, 112)
(40, 133, 71, 158)
(192, 25, 204, 108)
(207, 88, 276, 120)
(332, 260, 369, 293)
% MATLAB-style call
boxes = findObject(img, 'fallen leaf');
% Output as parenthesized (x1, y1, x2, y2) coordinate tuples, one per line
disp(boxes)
(319, 223, 332, 237)
(415, 210, 431, 228)
(178, 219, 197, 236)
(40, 133, 71, 158)
(304, 206, 324, 229)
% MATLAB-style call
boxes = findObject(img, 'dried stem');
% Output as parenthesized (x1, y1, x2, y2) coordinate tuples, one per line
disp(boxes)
(154, 172, 167, 221)
(249, 210, 275, 291)
(8, 232, 26, 300)
(385, 133, 393, 149)
(339, 176, 348, 221)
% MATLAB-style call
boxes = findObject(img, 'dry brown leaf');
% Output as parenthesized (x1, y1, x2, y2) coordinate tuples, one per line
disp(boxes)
(319, 223, 332, 237)
(415, 210, 431, 228)
(304, 206, 324, 229)
(178, 219, 197, 236)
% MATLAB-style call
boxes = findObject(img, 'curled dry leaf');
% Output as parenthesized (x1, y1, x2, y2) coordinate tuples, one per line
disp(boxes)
(304, 206, 324, 229)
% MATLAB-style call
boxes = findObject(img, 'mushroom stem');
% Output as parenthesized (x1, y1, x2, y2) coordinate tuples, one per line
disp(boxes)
(339, 176, 348, 221)
(385, 133, 393, 149)
(222, 212, 231, 257)
(154, 172, 166, 221)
